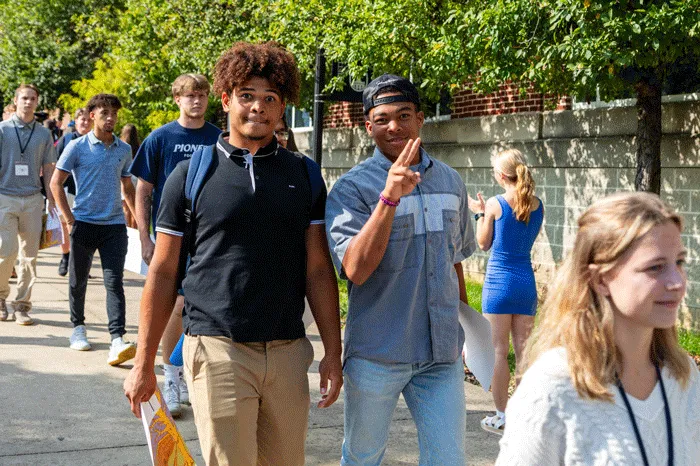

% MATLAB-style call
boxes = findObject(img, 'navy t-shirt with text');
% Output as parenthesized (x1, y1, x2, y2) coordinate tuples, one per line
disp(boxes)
(129, 120, 222, 229)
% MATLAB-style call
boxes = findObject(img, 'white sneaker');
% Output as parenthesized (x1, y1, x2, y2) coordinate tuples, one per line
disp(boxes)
(69, 325, 91, 351)
(164, 379, 182, 418)
(179, 370, 190, 405)
(107, 337, 136, 366)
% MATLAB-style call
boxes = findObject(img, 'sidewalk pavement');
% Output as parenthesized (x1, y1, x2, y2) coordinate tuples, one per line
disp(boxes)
(0, 248, 501, 465)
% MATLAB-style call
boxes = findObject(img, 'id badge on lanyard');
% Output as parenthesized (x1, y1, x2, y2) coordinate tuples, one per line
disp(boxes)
(13, 120, 36, 177)
(14, 161, 29, 177)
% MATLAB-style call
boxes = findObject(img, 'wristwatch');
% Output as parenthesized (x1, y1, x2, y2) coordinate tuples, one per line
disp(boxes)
(474, 212, 485, 221)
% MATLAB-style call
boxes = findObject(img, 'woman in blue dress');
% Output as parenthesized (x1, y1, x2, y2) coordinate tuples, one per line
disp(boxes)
(468, 149, 543, 435)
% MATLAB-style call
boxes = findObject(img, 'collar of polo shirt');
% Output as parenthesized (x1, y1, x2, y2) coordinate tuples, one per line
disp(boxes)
(216, 131, 279, 159)
(11, 113, 34, 127)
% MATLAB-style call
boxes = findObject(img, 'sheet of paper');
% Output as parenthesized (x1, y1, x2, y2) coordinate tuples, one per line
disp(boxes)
(46, 208, 62, 231)
(124, 227, 151, 276)
(459, 302, 496, 392)
(140, 386, 195, 466)
(14, 163, 29, 176)
(303, 298, 314, 329)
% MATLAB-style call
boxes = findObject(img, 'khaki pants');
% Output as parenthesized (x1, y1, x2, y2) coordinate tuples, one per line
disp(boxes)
(183, 335, 314, 466)
(0, 192, 44, 311)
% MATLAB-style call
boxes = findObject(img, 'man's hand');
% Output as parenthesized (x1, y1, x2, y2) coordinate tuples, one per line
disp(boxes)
(381, 138, 422, 202)
(124, 365, 157, 418)
(140, 236, 155, 265)
(47, 198, 56, 214)
(317, 354, 343, 408)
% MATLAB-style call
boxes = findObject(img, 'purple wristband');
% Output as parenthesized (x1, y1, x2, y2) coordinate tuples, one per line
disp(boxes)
(379, 193, 400, 207)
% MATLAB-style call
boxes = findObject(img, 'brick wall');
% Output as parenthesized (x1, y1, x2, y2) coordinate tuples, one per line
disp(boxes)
(323, 102, 365, 129)
(322, 82, 572, 128)
(452, 82, 571, 119)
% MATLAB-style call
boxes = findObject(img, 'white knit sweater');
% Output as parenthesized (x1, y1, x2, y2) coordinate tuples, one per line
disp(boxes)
(496, 348, 700, 465)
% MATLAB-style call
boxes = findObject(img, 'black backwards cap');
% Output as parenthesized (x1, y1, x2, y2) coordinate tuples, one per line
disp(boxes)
(362, 74, 421, 115)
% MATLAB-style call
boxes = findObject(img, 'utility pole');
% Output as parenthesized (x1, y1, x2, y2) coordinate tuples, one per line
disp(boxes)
(313, 48, 326, 167)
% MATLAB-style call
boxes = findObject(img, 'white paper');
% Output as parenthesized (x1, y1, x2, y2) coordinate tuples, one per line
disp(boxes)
(140, 392, 159, 466)
(46, 208, 64, 243)
(14, 163, 28, 176)
(303, 299, 314, 329)
(124, 227, 151, 276)
(459, 302, 495, 392)
(46, 208, 62, 230)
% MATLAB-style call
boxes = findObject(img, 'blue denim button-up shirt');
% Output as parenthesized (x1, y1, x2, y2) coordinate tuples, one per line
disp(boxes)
(326, 147, 476, 364)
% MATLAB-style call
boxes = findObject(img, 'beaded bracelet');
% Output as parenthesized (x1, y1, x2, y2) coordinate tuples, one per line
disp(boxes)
(379, 193, 400, 207)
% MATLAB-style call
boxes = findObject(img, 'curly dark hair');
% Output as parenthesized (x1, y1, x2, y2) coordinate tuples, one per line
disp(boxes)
(86, 93, 122, 112)
(213, 41, 300, 104)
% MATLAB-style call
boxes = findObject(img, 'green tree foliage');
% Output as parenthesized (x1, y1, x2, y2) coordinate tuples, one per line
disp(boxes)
(266, 0, 466, 102)
(64, 0, 271, 133)
(448, 0, 700, 192)
(0, 0, 121, 107)
(58, 57, 148, 131)
(61, 0, 467, 128)
(46, 0, 700, 180)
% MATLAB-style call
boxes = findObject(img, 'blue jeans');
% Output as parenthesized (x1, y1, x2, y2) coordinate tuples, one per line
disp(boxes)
(341, 356, 466, 466)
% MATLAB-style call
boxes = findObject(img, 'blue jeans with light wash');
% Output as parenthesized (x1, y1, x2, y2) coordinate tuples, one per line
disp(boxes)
(341, 356, 466, 466)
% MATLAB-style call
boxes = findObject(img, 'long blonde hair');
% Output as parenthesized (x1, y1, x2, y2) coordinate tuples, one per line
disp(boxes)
(523, 192, 691, 401)
(491, 149, 535, 222)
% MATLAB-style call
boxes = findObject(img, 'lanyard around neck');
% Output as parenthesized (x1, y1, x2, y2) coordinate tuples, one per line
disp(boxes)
(616, 364, 673, 466)
(13, 119, 36, 157)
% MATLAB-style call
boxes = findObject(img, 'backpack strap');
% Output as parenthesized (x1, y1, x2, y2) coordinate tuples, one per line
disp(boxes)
(177, 144, 216, 291)
(184, 144, 216, 223)
(302, 155, 324, 207)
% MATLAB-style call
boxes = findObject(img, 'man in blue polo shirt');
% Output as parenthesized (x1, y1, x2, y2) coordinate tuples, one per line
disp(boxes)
(129, 73, 221, 417)
(51, 93, 137, 366)
(326, 74, 476, 465)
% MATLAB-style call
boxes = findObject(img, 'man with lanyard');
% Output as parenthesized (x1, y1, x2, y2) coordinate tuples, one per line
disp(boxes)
(129, 73, 221, 417)
(50, 93, 137, 366)
(54, 107, 92, 277)
(0, 84, 57, 325)
(124, 41, 343, 465)
(326, 74, 477, 465)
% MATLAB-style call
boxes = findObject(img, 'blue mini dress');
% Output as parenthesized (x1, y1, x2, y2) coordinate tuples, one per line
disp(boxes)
(482, 195, 544, 316)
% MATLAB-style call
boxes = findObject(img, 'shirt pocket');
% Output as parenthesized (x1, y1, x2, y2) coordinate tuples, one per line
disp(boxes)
(443, 209, 461, 261)
(376, 213, 418, 272)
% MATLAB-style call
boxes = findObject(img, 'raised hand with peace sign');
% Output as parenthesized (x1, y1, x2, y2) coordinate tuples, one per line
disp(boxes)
(380, 137, 422, 204)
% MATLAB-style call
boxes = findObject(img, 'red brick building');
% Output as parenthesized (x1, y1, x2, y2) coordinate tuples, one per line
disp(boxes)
(322, 82, 572, 129)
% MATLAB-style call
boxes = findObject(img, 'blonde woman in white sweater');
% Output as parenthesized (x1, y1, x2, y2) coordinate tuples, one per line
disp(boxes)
(497, 192, 700, 466)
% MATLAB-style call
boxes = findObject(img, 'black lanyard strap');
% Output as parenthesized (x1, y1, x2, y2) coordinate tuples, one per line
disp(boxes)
(616, 364, 673, 466)
(13, 120, 36, 157)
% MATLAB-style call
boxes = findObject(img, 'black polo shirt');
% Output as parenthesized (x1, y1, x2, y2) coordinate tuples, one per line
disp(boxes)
(156, 133, 326, 342)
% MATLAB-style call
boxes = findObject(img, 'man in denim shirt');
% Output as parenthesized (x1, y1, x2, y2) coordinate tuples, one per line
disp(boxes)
(326, 75, 476, 465)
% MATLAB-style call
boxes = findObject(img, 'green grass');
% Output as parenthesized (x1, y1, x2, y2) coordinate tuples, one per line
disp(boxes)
(336, 277, 700, 372)
(338, 276, 348, 322)
(679, 329, 700, 357)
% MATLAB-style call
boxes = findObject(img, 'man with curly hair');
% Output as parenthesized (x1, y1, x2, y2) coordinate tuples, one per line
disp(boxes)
(129, 73, 221, 418)
(124, 42, 343, 466)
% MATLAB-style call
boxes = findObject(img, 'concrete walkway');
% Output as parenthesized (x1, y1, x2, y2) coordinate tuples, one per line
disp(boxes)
(0, 248, 500, 465)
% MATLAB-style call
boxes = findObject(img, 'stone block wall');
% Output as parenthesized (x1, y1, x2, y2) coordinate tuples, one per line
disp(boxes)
(295, 100, 700, 329)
